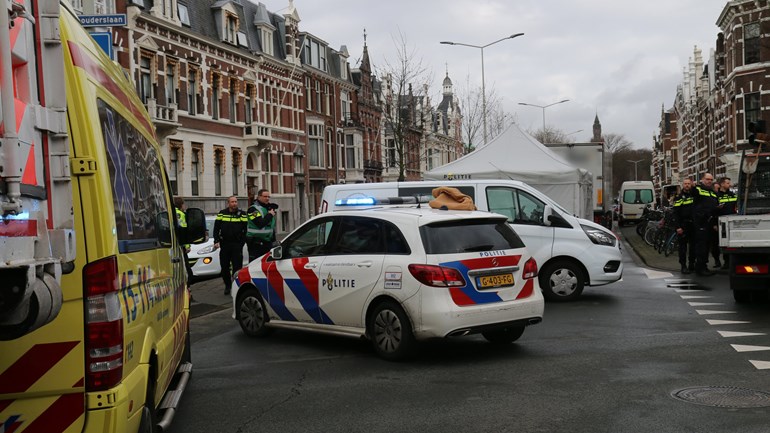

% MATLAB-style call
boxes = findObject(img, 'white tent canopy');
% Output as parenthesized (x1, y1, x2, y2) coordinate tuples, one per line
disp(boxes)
(424, 123, 593, 219)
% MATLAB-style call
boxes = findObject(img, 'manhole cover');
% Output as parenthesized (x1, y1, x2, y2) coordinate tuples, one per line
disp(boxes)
(671, 386, 770, 408)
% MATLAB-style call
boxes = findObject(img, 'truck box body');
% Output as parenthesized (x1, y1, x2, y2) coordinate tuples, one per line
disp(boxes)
(545, 142, 609, 225)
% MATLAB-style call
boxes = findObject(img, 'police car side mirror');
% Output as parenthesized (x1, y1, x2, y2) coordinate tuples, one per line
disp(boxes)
(181, 208, 207, 245)
(543, 205, 553, 227)
(270, 245, 283, 260)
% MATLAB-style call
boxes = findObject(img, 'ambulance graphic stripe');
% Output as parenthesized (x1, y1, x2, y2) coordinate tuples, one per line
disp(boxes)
(22, 392, 84, 433)
(0, 341, 79, 394)
(0, 399, 11, 413)
(66, 42, 155, 138)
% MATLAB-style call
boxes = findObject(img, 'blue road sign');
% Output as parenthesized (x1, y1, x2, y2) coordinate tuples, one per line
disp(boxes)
(79, 14, 127, 27)
(90, 32, 113, 60)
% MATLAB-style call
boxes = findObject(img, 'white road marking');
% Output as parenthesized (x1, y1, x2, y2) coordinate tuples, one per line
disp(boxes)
(749, 360, 770, 370)
(680, 295, 711, 299)
(688, 302, 724, 306)
(643, 269, 673, 279)
(706, 319, 750, 325)
(717, 331, 766, 338)
(732, 344, 770, 352)
(676, 289, 705, 293)
(695, 310, 736, 315)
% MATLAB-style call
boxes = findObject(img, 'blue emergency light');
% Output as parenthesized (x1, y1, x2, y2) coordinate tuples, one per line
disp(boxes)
(335, 197, 376, 206)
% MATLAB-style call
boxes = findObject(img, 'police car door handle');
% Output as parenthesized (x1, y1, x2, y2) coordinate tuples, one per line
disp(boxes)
(172, 257, 182, 263)
(357, 261, 373, 268)
(304, 262, 317, 269)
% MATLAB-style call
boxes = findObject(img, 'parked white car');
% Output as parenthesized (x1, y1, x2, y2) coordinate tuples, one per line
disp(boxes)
(189, 216, 249, 278)
(231, 207, 544, 360)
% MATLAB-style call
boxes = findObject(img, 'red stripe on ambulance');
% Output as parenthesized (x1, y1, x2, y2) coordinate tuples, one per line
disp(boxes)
(0, 341, 78, 394)
(22, 392, 84, 433)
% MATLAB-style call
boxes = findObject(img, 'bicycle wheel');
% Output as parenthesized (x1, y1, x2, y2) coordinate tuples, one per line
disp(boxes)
(644, 225, 657, 246)
(664, 233, 679, 257)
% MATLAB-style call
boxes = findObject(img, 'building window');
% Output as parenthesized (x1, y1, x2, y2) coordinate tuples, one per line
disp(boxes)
(340, 58, 347, 80)
(305, 77, 312, 111)
(340, 91, 350, 122)
(308, 123, 324, 167)
(746, 92, 761, 133)
(245, 83, 253, 125)
(212, 74, 221, 120)
(178, 3, 190, 26)
(324, 84, 331, 116)
(139, 55, 152, 103)
(191, 148, 200, 196)
(214, 151, 223, 196)
(346, 134, 356, 169)
(387, 139, 396, 168)
(745, 22, 760, 65)
(225, 14, 238, 44)
(315, 81, 321, 113)
(237, 31, 249, 48)
(261, 28, 274, 56)
(304, 38, 326, 71)
(232, 151, 240, 195)
(169, 146, 179, 195)
(188, 68, 198, 115)
(165, 62, 177, 105)
(229, 79, 237, 123)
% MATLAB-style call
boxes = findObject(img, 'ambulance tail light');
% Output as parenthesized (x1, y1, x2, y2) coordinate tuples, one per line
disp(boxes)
(84, 256, 124, 391)
(408, 264, 466, 287)
(735, 264, 769, 275)
(522, 258, 538, 280)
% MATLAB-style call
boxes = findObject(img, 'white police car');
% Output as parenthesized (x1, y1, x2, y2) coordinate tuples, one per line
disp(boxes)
(231, 207, 544, 360)
(188, 215, 248, 278)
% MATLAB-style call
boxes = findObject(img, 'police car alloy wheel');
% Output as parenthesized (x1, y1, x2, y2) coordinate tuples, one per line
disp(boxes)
(237, 288, 270, 337)
(369, 301, 416, 361)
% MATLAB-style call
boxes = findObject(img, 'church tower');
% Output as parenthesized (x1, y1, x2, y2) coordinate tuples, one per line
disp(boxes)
(592, 113, 603, 142)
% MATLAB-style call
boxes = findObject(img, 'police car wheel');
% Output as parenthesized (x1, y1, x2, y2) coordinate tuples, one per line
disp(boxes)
(369, 301, 416, 361)
(482, 326, 525, 344)
(237, 288, 271, 337)
(540, 260, 584, 302)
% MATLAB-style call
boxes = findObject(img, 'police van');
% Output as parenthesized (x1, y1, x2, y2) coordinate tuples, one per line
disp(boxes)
(320, 180, 623, 301)
(0, 2, 205, 432)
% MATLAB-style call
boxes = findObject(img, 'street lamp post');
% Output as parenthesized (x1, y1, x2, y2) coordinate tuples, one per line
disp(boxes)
(518, 99, 570, 132)
(440, 33, 524, 145)
(627, 159, 644, 181)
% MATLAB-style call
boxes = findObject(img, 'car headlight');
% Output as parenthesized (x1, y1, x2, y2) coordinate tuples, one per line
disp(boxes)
(581, 224, 617, 247)
(197, 245, 216, 255)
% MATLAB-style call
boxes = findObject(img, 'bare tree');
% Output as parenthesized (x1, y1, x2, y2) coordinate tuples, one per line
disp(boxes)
(603, 133, 633, 154)
(458, 78, 511, 153)
(376, 30, 430, 181)
(530, 126, 572, 144)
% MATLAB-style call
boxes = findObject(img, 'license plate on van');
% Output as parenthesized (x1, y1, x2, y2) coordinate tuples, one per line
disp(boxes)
(477, 273, 514, 289)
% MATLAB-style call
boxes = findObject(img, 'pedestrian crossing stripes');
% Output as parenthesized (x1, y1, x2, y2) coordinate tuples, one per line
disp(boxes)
(706, 319, 750, 325)
(717, 331, 766, 338)
(732, 344, 770, 352)
(688, 302, 723, 306)
(749, 360, 770, 370)
(695, 309, 737, 315)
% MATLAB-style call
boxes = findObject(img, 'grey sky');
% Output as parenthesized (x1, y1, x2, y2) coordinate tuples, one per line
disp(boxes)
(276, 0, 727, 148)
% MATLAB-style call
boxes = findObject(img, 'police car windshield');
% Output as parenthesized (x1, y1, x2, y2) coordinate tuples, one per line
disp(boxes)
(420, 219, 524, 254)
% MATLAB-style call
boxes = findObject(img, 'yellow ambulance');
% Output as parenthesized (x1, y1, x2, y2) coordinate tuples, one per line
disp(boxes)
(0, 1, 205, 432)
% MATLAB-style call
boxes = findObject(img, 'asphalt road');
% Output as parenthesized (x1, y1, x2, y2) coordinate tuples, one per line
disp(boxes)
(170, 235, 770, 433)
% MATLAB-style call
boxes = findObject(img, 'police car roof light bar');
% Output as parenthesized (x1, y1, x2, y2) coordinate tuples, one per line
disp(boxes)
(335, 195, 433, 207)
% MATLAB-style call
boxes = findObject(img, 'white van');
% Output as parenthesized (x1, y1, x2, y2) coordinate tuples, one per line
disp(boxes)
(619, 181, 655, 225)
(320, 180, 623, 301)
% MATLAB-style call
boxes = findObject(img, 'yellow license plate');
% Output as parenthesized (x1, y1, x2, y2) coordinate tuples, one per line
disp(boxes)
(477, 273, 514, 289)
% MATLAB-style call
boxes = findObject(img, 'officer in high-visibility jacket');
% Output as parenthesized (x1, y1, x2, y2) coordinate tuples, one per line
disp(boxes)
(712, 177, 737, 270)
(246, 188, 277, 261)
(174, 197, 193, 284)
(213, 196, 247, 294)
(673, 178, 695, 274)
(691, 173, 720, 276)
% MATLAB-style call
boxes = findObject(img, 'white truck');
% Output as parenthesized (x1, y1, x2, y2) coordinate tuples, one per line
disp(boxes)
(545, 142, 611, 228)
(718, 150, 770, 303)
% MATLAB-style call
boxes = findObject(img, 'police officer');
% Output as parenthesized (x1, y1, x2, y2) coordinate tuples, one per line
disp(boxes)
(174, 197, 193, 285)
(692, 173, 720, 276)
(712, 177, 737, 269)
(673, 178, 695, 274)
(246, 189, 277, 261)
(213, 196, 247, 295)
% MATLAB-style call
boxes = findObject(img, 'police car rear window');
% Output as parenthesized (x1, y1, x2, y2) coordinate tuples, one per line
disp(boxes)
(419, 219, 524, 254)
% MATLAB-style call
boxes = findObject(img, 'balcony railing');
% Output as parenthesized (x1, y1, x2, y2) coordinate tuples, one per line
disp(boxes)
(144, 99, 180, 138)
(244, 123, 272, 143)
(364, 159, 384, 170)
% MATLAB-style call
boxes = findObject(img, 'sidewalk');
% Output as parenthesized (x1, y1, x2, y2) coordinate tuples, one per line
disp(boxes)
(189, 276, 232, 319)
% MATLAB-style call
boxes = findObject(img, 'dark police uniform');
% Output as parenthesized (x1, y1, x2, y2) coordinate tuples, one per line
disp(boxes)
(712, 189, 738, 268)
(691, 183, 719, 275)
(672, 189, 695, 273)
(213, 206, 247, 294)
